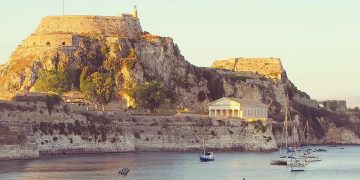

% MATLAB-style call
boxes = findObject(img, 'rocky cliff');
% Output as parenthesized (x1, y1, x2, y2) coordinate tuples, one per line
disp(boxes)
(0, 96, 276, 160)
(0, 12, 359, 158)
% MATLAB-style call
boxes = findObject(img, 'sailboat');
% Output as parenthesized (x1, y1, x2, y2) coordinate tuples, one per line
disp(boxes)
(270, 95, 307, 171)
(270, 95, 291, 166)
(299, 121, 322, 162)
(287, 115, 306, 171)
(199, 125, 214, 162)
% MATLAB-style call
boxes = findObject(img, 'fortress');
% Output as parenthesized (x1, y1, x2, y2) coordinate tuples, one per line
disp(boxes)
(20, 6, 142, 48)
(211, 57, 284, 80)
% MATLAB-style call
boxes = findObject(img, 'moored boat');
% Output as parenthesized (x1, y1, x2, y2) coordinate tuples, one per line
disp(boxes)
(289, 158, 306, 172)
(200, 151, 215, 162)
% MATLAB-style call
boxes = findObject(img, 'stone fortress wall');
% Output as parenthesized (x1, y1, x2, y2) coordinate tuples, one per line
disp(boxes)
(212, 57, 284, 80)
(0, 95, 277, 160)
(21, 34, 79, 47)
(20, 14, 143, 48)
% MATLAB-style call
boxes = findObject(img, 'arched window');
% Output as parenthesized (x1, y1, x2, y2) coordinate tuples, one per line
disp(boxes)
(46, 42, 50, 46)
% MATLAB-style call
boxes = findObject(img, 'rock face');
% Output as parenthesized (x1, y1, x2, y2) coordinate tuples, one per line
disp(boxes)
(0, 97, 276, 160)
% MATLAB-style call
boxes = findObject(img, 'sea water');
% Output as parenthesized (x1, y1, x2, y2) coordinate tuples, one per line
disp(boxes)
(0, 145, 359, 180)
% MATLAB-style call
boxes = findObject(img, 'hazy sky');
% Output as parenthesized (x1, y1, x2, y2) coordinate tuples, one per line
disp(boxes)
(0, 0, 359, 99)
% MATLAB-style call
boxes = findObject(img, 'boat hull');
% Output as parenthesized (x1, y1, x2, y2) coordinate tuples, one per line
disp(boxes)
(200, 156, 215, 162)
(270, 159, 287, 165)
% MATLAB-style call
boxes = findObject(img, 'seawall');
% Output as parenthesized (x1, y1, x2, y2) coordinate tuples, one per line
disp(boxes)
(0, 99, 277, 160)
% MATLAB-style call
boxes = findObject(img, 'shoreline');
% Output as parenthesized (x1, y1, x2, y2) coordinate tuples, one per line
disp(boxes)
(3, 144, 360, 161)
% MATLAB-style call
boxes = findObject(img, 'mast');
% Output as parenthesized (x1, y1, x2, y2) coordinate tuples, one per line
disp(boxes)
(62, 0, 65, 15)
(306, 121, 309, 151)
(284, 94, 289, 156)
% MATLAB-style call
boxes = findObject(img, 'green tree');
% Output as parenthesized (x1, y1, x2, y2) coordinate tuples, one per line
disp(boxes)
(132, 81, 167, 113)
(80, 70, 115, 111)
(34, 69, 71, 94)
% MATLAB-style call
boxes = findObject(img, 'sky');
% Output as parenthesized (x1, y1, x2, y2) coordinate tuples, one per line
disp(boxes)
(0, 0, 359, 101)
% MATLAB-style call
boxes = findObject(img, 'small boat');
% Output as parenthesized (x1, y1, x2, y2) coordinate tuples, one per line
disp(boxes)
(199, 126, 214, 162)
(289, 158, 306, 172)
(270, 158, 287, 165)
(317, 148, 327, 152)
(200, 151, 215, 162)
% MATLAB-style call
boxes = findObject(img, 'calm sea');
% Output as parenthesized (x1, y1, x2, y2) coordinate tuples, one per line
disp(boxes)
(0, 145, 360, 180)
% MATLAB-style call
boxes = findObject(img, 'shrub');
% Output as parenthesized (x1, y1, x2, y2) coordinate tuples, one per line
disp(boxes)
(197, 90, 207, 102)
(63, 104, 70, 114)
(254, 121, 267, 133)
(150, 122, 159, 126)
(174, 43, 180, 56)
(46, 93, 62, 115)
(131, 81, 167, 113)
(80, 71, 115, 111)
(34, 68, 80, 94)
(134, 132, 141, 139)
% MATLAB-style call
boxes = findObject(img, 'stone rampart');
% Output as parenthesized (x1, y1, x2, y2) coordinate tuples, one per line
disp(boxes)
(0, 121, 39, 160)
(0, 98, 277, 160)
(21, 34, 79, 47)
(212, 57, 284, 80)
(35, 15, 142, 38)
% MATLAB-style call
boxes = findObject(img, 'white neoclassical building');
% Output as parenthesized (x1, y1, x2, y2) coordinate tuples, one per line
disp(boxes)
(208, 97, 269, 121)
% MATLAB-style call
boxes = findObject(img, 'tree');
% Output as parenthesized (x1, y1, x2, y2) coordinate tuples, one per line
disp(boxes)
(132, 81, 167, 113)
(80, 70, 115, 111)
(34, 69, 71, 94)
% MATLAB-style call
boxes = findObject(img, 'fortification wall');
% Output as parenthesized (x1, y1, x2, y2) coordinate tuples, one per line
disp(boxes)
(0, 121, 39, 160)
(21, 34, 79, 47)
(321, 100, 347, 111)
(212, 57, 284, 80)
(0, 98, 276, 160)
(35, 15, 142, 38)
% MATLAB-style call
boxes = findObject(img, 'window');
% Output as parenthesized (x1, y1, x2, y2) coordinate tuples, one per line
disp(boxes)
(46, 42, 50, 46)
(62, 42, 66, 45)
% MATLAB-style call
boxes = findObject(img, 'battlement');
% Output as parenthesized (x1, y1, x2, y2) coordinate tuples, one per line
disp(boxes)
(21, 33, 79, 47)
(18, 14, 143, 48)
(212, 57, 284, 80)
(35, 15, 142, 38)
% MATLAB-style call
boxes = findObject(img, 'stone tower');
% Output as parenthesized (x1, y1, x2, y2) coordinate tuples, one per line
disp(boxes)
(132, 6, 138, 18)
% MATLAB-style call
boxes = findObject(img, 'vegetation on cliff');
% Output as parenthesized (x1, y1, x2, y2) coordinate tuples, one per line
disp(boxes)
(34, 68, 80, 94)
(80, 69, 115, 111)
(131, 81, 167, 112)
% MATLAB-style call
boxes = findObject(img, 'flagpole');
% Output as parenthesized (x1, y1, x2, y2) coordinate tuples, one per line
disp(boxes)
(62, 0, 65, 15)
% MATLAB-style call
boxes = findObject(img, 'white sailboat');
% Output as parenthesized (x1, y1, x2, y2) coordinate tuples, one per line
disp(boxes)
(300, 121, 322, 162)
(270, 95, 291, 166)
(287, 116, 306, 171)
(199, 125, 214, 162)
(270, 94, 307, 171)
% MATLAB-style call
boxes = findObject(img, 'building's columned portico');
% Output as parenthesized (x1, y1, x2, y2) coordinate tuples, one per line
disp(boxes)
(208, 97, 269, 122)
